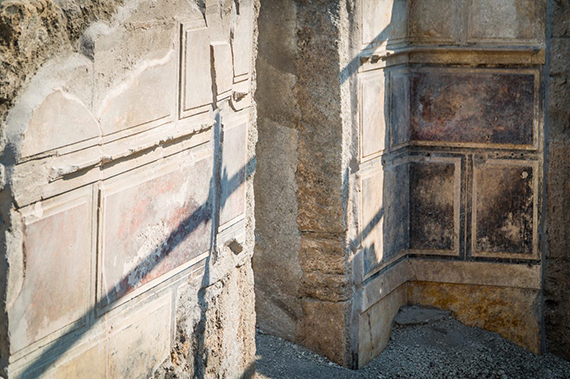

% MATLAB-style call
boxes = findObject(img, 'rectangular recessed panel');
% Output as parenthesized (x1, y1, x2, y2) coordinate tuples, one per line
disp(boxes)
(361, 71, 386, 159)
(220, 121, 248, 227)
(180, 26, 213, 117)
(100, 154, 213, 306)
(362, 0, 408, 46)
(390, 71, 411, 148)
(383, 161, 409, 262)
(410, 70, 536, 147)
(468, 0, 540, 42)
(361, 169, 384, 274)
(409, 0, 454, 43)
(9, 193, 92, 353)
(473, 160, 537, 257)
(409, 160, 457, 251)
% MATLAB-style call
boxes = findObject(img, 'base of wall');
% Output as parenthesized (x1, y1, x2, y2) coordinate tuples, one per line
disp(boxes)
(356, 258, 542, 368)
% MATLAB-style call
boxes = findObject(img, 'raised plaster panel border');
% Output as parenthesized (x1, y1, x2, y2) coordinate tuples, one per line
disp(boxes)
(218, 113, 250, 231)
(179, 21, 214, 120)
(392, 67, 541, 151)
(96, 147, 213, 314)
(359, 69, 387, 163)
(471, 158, 540, 260)
(12, 121, 213, 208)
(11, 186, 95, 359)
(407, 155, 462, 258)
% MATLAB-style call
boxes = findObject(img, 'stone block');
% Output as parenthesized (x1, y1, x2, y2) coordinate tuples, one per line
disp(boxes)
(410, 69, 536, 147)
(360, 71, 386, 159)
(409, 0, 454, 43)
(361, 0, 408, 46)
(21, 90, 100, 158)
(409, 159, 458, 252)
(108, 297, 172, 378)
(468, 0, 542, 42)
(296, 300, 346, 366)
(212, 42, 234, 96)
(473, 159, 537, 257)
(220, 121, 247, 227)
(99, 153, 213, 307)
(361, 168, 385, 274)
(9, 191, 92, 353)
(299, 234, 347, 302)
(180, 25, 213, 118)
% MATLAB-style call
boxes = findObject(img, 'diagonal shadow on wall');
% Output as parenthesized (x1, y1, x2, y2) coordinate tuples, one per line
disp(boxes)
(19, 114, 256, 378)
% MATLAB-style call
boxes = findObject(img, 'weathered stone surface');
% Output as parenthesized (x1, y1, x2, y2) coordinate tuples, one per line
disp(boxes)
(360, 71, 386, 159)
(409, 160, 456, 252)
(552, 0, 570, 38)
(299, 234, 347, 302)
(100, 153, 213, 306)
(253, 0, 303, 344)
(410, 70, 536, 147)
(473, 160, 536, 256)
(8, 193, 92, 353)
(296, 300, 347, 366)
(468, 0, 540, 42)
(21, 90, 99, 157)
(408, 281, 541, 354)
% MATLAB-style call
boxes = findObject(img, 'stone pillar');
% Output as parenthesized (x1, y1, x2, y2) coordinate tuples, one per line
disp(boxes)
(254, 0, 355, 366)
(255, 0, 547, 368)
(545, 0, 570, 361)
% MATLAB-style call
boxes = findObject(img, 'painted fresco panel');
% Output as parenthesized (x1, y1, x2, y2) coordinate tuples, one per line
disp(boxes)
(473, 160, 536, 256)
(410, 70, 536, 147)
(100, 154, 213, 306)
(9, 194, 92, 353)
(409, 161, 456, 251)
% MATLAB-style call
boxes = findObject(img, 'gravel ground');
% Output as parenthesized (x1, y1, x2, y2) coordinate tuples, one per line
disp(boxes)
(255, 307, 570, 379)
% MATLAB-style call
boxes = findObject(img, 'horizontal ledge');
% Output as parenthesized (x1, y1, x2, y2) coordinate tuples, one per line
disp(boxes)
(360, 46, 546, 68)
(361, 258, 541, 312)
